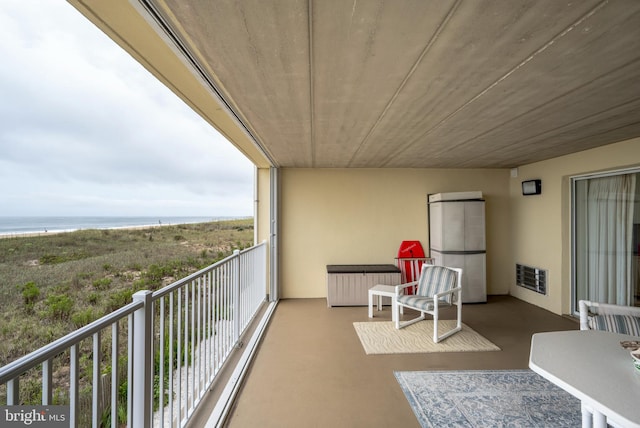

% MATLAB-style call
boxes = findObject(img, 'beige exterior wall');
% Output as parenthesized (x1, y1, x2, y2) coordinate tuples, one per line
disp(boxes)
(262, 140, 640, 313)
(279, 168, 510, 299)
(510, 137, 640, 315)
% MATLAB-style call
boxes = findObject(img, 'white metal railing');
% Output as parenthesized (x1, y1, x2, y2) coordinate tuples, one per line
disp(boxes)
(0, 241, 268, 428)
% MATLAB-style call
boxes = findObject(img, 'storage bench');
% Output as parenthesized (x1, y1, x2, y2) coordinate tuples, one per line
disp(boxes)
(326, 264, 401, 307)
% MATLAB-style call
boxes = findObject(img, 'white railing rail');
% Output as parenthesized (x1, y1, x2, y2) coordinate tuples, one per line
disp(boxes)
(0, 241, 268, 428)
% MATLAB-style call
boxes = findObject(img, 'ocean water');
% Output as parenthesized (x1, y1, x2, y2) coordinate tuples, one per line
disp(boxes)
(0, 216, 246, 236)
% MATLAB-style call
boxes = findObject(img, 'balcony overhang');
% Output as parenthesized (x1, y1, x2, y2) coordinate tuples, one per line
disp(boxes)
(68, 0, 640, 169)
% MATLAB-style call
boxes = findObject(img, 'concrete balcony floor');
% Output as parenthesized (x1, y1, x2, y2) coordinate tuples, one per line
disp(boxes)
(210, 295, 579, 427)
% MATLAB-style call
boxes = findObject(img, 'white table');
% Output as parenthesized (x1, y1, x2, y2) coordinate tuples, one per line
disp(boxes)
(368, 284, 399, 322)
(529, 330, 640, 428)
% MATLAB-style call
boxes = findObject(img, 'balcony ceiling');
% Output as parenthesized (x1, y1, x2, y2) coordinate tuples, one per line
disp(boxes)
(73, 0, 640, 168)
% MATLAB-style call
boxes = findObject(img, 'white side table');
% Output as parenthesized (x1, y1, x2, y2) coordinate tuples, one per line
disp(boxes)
(368, 284, 399, 322)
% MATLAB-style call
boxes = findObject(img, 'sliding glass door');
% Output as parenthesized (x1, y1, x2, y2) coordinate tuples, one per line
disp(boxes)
(572, 170, 640, 312)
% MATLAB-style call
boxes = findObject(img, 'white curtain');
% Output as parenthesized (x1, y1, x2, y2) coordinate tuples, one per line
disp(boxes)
(585, 174, 636, 304)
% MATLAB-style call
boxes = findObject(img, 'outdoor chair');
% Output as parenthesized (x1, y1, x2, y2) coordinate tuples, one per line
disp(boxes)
(577, 299, 640, 424)
(578, 300, 640, 335)
(395, 264, 462, 343)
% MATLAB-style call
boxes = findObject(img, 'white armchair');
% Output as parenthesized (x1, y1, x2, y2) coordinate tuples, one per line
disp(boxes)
(395, 264, 462, 343)
(577, 300, 640, 425)
(578, 300, 640, 335)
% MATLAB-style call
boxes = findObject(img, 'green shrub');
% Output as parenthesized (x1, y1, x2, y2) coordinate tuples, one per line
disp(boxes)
(132, 279, 148, 291)
(71, 308, 99, 327)
(40, 254, 64, 264)
(145, 264, 165, 281)
(87, 292, 100, 304)
(93, 278, 112, 290)
(106, 289, 133, 312)
(101, 403, 128, 428)
(18, 377, 42, 405)
(20, 281, 40, 307)
(40, 251, 88, 264)
(45, 294, 73, 320)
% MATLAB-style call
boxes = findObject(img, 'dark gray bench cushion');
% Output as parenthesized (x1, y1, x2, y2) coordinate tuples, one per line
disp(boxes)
(326, 264, 400, 274)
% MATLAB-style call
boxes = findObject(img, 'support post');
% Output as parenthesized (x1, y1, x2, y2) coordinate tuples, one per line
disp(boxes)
(132, 290, 153, 428)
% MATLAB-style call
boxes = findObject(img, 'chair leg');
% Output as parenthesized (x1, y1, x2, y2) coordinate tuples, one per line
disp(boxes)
(433, 301, 463, 343)
(433, 306, 439, 343)
(395, 303, 425, 329)
(435, 325, 462, 343)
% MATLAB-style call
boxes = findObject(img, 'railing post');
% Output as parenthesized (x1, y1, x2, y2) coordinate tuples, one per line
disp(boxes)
(42, 358, 52, 405)
(70, 345, 79, 427)
(132, 290, 153, 428)
(233, 250, 240, 341)
(7, 378, 18, 405)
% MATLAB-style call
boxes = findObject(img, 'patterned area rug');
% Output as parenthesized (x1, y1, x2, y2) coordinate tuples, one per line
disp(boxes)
(353, 321, 500, 354)
(395, 370, 581, 427)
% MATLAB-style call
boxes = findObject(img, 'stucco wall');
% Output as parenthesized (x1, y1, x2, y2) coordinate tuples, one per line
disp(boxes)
(509, 137, 640, 315)
(279, 168, 510, 299)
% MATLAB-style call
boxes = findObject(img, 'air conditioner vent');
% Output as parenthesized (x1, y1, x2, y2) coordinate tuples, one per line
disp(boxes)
(516, 264, 547, 295)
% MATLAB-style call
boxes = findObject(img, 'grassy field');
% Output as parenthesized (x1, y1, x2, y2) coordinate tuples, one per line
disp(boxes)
(0, 218, 254, 366)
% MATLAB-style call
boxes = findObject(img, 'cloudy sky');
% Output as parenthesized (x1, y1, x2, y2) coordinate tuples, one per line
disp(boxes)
(0, 1, 254, 217)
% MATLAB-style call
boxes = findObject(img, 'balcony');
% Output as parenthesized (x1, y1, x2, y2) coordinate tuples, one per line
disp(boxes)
(0, 240, 579, 427)
(217, 296, 578, 428)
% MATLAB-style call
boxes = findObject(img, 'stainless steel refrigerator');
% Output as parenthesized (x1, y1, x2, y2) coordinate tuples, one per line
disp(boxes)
(428, 191, 487, 303)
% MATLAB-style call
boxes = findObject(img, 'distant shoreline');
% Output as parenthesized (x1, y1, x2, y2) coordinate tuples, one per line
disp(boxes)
(0, 223, 167, 239)
(0, 217, 251, 239)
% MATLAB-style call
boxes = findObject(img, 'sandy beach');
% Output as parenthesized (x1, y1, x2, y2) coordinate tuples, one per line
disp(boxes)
(0, 222, 172, 239)
(0, 216, 247, 239)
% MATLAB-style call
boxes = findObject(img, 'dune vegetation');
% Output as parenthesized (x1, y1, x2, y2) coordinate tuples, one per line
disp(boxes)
(0, 218, 254, 366)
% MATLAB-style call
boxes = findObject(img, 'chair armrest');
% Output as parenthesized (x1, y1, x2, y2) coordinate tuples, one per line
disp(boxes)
(578, 300, 590, 330)
(395, 281, 418, 294)
(433, 286, 462, 303)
